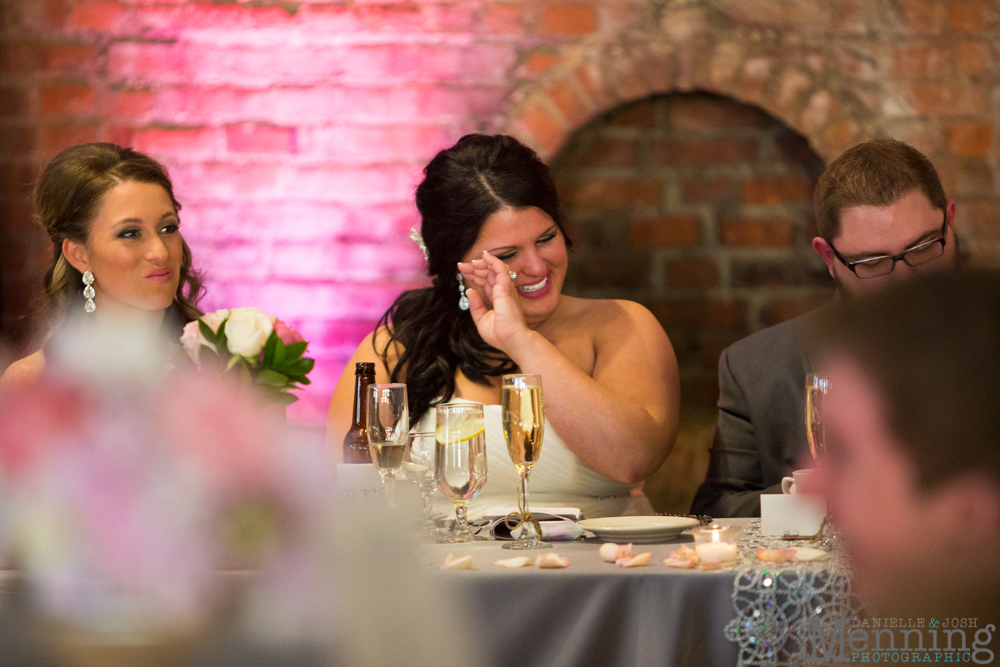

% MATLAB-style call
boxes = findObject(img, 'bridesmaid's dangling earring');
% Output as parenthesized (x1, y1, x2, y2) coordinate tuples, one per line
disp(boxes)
(457, 272, 469, 311)
(82, 270, 96, 313)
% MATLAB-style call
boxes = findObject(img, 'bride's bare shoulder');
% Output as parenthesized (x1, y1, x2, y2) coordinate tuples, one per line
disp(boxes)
(0, 350, 46, 389)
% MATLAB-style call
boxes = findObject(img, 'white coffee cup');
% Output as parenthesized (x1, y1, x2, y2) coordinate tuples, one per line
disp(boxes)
(781, 468, 816, 495)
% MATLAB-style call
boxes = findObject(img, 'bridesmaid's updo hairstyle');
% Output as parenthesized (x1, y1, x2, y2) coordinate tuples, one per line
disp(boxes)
(36, 142, 204, 323)
(377, 134, 572, 423)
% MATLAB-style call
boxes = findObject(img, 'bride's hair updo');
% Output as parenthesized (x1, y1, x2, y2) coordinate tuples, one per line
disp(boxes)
(36, 142, 204, 325)
(377, 134, 572, 423)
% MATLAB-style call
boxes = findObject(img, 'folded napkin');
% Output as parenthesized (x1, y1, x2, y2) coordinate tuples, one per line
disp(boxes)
(489, 513, 585, 541)
(482, 506, 582, 521)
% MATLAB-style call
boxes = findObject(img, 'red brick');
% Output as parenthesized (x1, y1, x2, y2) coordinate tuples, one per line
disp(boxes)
(130, 127, 216, 157)
(546, 80, 589, 126)
(650, 299, 748, 329)
(955, 41, 991, 75)
(104, 89, 154, 118)
(831, 0, 878, 35)
(525, 52, 561, 73)
(682, 176, 738, 204)
(518, 102, 565, 156)
(775, 130, 821, 164)
(542, 4, 597, 35)
(719, 217, 794, 247)
(0, 43, 98, 75)
(0, 126, 35, 156)
(566, 252, 651, 290)
(70, 1, 126, 31)
(573, 64, 615, 109)
(226, 123, 297, 154)
(0, 163, 38, 192)
(650, 138, 758, 166)
(604, 58, 649, 101)
(484, 2, 522, 33)
(629, 216, 702, 247)
(904, 83, 985, 116)
(897, 0, 947, 35)
(558, 178, 661, 209)
(743, 176, 815, 205)
(667, 258, 718, 289)
(947, 123, 992, 157)
(572, 138, 637, 168)
(760, 294, 833, 327)
(42, 124, 98, 156)
(665, 95, 771, 131)
(731, 260, 830, 288)
(606, 101, 656, 128)
(40, 84, 95, 117)
(950, 0, 999, 31)
(0, 87, 29, 117)
(892, 42, 953, 79)
(939, 157, 994, 196)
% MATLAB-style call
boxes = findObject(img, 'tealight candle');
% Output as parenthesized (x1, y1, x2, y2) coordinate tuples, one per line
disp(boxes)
(691, 524, 739, 565)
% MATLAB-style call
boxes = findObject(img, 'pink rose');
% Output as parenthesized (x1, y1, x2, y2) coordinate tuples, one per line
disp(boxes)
(273, 319, 306, 346)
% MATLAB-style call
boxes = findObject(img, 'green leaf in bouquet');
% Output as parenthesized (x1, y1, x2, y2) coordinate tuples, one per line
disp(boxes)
(216, 324, 231, 361)
(198, 320, 220, 350)
(256, 369, 289, 388)
(283, 341, 308, 360)
(225, 355, 243, 372)
(272, 337, 287, 367)
(262, 330, 278, 367)
(271, 391, 299, 406)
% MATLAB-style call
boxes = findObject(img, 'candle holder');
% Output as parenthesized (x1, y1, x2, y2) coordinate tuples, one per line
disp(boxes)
(691, 523, 739, 569)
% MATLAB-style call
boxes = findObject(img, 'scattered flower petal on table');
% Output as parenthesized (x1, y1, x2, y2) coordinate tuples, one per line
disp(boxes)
(599, 542, 634, 563)
(755, 548, 798, 563)
(441, 553, 474, 570)
(494, 556, 533, 568)
(664, 545, 701, 569)
(791, 547, 828, 561)
(536, 553, 570, 569)
(615, 552, 651, 568)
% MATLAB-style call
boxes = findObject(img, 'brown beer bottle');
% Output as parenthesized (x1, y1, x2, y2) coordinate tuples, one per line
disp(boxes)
(343, 362, 377, 464)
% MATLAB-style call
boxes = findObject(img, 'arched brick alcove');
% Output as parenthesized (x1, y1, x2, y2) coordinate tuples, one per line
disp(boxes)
(550, 91, 832, 513)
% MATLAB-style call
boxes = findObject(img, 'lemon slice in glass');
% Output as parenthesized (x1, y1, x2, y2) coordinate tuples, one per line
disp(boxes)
(436, 418, 486, 445)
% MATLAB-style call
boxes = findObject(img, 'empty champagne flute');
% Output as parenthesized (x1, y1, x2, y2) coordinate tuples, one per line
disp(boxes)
(435, 403, 487, 543)
(501, 374, 551, 550)
(366, 383, 408, 507)
(403, 432, 438, 538)
(806, 373, 830, 461)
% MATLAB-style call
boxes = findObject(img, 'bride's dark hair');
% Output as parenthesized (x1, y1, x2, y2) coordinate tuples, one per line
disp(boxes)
(377, 134, 572, 424)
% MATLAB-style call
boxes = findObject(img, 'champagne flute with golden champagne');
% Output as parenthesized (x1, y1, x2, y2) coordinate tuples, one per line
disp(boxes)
(501, 374, 551, 550)
(435, 403, 488, 543)
(366, 383, 408, 506)
(806, 373, 830, 461)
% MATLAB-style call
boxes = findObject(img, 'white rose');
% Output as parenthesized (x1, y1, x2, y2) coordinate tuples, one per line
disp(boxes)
(224, 307, 274, 359)
(201, 308, 230, 334)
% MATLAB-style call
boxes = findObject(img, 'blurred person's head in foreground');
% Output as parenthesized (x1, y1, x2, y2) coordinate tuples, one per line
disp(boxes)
(37, 142, 203, 328)
(815, 270, 1000, 619)
(812, 139, 958, 297)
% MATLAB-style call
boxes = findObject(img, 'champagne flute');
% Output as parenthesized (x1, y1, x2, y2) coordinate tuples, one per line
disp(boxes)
(403, 432, 438, 538)
(366, 383, 408, 507)
(435, 403, 487, 543)
(806, 373, 830, 461)
(501, 374, 551, 550)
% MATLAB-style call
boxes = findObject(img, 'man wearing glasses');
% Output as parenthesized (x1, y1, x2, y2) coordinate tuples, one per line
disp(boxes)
(691, 138, 958, 518)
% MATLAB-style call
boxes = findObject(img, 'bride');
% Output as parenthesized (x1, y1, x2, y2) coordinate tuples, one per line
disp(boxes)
(327, 134, 680, 518)
(0, 143, 203, 387)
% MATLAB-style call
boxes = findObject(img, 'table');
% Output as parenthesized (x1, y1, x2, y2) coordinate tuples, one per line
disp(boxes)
(426, 519, 749, 667)
(0, 520, 756, 667)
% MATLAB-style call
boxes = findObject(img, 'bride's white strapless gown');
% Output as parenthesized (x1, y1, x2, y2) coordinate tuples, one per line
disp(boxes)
(412, 402, 654, 519)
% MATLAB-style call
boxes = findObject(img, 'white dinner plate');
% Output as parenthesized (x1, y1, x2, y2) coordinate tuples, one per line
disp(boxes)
(577, 516, 700, 544)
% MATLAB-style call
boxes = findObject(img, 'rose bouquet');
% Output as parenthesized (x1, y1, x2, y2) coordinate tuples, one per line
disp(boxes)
(181, 307, 314, 405)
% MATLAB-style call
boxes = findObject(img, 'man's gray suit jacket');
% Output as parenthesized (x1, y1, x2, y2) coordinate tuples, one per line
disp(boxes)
(690, 305, 828, 518)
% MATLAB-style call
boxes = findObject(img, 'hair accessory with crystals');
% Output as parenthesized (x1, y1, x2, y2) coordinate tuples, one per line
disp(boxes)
(409, 227, 429, 261)
(82, 270, 96, 313)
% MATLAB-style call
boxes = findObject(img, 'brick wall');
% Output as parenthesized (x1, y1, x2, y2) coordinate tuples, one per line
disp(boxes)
(1, 0, 998, 509)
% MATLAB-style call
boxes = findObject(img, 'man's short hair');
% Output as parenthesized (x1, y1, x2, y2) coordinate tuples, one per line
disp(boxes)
(814, 139, 947, 242)
(819, 270, 1000, 490)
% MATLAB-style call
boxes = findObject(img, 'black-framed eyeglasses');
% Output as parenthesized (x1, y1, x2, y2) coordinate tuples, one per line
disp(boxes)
(829, 213, 948, 279)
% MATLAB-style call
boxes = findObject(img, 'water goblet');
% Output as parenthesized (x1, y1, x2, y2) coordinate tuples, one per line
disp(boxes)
(435, 403, 487, 543)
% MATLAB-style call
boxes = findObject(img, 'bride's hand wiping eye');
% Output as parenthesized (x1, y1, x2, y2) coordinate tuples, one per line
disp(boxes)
(457, 252, 529, 353)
